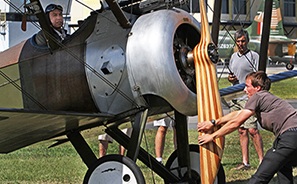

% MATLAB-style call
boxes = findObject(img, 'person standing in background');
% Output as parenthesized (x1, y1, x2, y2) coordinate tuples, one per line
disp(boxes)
(228, 29, 263, 170)
(154, 117, 177, 164)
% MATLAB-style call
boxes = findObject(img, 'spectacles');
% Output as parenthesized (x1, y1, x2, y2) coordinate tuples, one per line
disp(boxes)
(45, 4, 63, 13)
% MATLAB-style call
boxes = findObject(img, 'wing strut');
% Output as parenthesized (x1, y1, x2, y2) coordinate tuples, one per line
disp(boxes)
(258, 0, 273, 72)
(105, 0, 131, 28)
(67, 130, 97, 168)
(175, 110, 192, 178)
(106, 114, 181, 183)
(211, 0, 222, 46)
(126, 109, 148, 161)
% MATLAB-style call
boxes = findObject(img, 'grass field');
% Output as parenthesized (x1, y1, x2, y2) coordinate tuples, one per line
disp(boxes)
(0, 77, 296, 183)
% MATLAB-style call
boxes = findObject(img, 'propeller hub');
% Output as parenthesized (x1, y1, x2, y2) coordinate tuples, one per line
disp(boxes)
(175, 45, 194, 76)
(174, 39, 196, 93)
(208, 43, 219, 64)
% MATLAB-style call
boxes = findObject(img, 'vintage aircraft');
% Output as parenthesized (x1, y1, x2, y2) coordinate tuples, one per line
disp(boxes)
(0, 0, 224, 183)
(217, 0, 297, 70)
(0, 0, 297, 183)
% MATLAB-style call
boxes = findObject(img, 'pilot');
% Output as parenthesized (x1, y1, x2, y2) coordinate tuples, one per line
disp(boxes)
(35, 4, 68, 47)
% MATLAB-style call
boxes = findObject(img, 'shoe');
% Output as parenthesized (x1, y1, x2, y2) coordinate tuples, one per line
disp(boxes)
(156, 158, 163, 165)
(231, 163, 250, 171)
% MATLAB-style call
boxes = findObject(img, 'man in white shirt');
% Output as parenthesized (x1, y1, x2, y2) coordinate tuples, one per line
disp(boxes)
(228, 29, 263, 170)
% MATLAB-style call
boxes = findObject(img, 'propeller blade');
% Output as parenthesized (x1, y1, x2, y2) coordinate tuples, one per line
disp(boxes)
(21, 14, 26, 31)
(193, 0, 224, 183)
(21, 0, 26, 31)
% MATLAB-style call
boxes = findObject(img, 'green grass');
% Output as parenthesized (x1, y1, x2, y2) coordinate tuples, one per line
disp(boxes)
(0, 77, 296, 183)
(269, 77, 297, 99)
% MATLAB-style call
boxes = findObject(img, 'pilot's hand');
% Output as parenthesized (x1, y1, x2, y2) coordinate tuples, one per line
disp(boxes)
(228, 74, 238, 84)
(197, 120, 213, 133)
(198, 134, 214, 145)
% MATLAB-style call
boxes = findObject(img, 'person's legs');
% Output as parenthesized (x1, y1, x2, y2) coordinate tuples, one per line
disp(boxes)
(248, 147, 281, 183)
(153, 118, 171, 163)
(98, 134, 113, 158)
(118, 128, 133, 156)
(99, 140, 109, 158)
(249, 128, 264, 164)
(238, 127, 249, 165)
(119, 145, 125, 155)
(244, 114, 264, 165)
(230, 100, 254, 170)
(248, 131, 297, 184)
(277, 164, 293, 184)
(155, 125, 168, 163)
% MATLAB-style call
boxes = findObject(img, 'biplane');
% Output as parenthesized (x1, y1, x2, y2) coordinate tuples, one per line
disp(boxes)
(0, 0, 297, 183)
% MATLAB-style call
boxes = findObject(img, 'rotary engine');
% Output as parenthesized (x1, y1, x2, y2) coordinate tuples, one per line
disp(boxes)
(126, 8, 201, 116)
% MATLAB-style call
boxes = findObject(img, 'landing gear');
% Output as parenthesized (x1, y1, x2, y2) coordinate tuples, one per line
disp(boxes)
(83, 154, 145, 184)
(165, 145, 226, 184)
(286, 63, 294, 70)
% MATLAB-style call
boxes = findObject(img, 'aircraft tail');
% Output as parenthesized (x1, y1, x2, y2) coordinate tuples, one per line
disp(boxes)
(246, 0, 285, 37)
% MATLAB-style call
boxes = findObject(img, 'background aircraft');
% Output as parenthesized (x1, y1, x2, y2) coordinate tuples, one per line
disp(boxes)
(217, 0, 297, 70)
(0, 0, 296, 183)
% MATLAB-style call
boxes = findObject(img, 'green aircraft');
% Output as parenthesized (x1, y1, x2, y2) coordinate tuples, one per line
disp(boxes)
(217, 0, 297, 70)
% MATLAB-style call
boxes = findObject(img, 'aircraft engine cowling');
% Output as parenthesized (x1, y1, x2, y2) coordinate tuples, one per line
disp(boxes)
(126, 8, 201, 116)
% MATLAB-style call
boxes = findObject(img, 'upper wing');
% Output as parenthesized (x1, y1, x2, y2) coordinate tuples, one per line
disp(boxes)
(268, 39, 297, 44)
(0, 108, 114, 153)
(219, 70, 297, 102)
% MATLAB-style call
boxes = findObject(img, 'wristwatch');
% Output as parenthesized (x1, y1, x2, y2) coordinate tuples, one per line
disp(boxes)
(210, 119, 216, 126)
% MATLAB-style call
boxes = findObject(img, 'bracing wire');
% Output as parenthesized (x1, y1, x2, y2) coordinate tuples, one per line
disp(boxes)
(143, 131, 156, 184)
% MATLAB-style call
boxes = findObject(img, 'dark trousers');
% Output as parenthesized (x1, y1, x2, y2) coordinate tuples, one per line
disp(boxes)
(248, 130, 297, 184)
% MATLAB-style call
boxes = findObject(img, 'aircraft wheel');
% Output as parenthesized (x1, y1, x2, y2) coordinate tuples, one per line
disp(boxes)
(165, 144, 225, 184)
(286, 63, 294, 70)
(83, 154, 145, 184)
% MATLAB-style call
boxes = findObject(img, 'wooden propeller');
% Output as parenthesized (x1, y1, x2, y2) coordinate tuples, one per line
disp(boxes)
(193, 0, 224, 183)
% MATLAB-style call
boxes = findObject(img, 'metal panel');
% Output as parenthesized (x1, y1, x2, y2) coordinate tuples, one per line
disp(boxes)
(85, 11, 137, 114)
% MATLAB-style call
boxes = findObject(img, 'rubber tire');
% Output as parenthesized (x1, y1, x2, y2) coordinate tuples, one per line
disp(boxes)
(83, 154, 145, 184)
(165, 144, 225, 184)
(286, 63, 294, 70)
